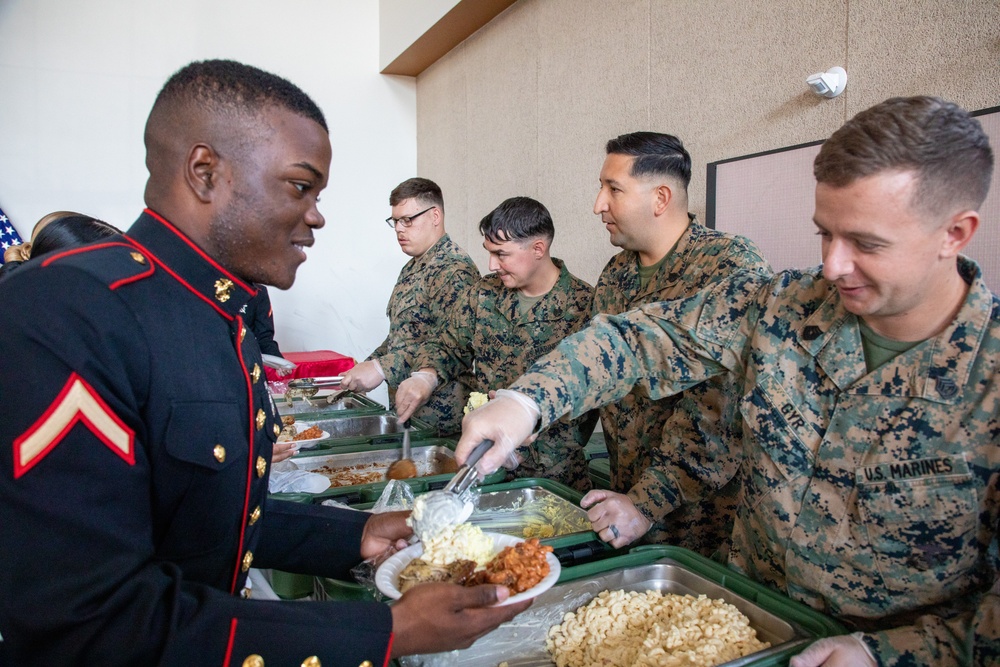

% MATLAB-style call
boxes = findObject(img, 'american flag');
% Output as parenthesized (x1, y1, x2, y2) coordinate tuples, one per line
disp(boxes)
(0, 206, 24, 264)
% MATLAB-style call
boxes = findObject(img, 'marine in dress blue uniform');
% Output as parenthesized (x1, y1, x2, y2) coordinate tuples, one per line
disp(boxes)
(0, 210, 392, 666)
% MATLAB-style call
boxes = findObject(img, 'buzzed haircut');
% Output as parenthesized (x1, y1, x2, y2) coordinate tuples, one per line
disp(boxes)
(150, 59, 327, 131)
(606, 132, 692, 189)
(389, 177, 444, 211)
(814, 96, 993, 220)
(479, 196, 554, 245)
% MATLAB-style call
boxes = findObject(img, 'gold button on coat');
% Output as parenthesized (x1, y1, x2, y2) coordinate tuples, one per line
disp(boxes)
(256, 409, 266, 430)
(242, 655, 264, 667)
(249, 506, 261, 525)
(302, 657, 321, 667)
(252, 363, 261, 383)
(242, 550, 254, 572)
(130, 251, 146, 264)
(273, 423, 281, 437)
(240, 327, 247, 343)
(256, 456, 267, 478)
(213, 444, 226, 463)
(359, 661, 372, 667)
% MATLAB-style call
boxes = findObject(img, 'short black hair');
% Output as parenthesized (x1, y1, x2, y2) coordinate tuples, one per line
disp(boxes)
(151, 59, 327, 131)
(815, 96, 993, 219)
(606, 132, 691, 189)
(389, 177, 444, 211)
(478, 196, 554, 245)
(31, 215, 120, 258)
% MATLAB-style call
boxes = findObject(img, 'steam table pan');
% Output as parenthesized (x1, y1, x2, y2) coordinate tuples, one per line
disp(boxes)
(400, 545, 844, 667)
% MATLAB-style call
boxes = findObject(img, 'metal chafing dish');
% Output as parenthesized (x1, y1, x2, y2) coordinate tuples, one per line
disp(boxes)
(400, 547, 844, 667)
(270, 386, 386, 418)
(287, 414, 435, 451)
(468, 486, 592, 539)
(290, 442, 457, 488)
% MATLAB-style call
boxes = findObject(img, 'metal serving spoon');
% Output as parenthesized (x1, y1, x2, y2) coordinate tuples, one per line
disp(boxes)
(409, 440, 494, 539)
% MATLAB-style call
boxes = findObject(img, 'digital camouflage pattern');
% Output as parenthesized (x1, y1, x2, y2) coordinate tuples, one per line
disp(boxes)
(512, 257, 1000, 666)
(415, 259, 596, 491)
(370, 234, 478, 436)
(593, 218, 770, 557)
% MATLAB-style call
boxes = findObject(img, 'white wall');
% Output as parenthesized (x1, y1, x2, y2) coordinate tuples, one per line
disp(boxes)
(0, 0, 416, 405)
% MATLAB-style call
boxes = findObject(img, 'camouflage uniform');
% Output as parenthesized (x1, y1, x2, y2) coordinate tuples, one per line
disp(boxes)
(371, 234, 478, 436)
(512, 257, 1000, 666)
(593, 218, 770, 557)
(415, 259, 596, 491)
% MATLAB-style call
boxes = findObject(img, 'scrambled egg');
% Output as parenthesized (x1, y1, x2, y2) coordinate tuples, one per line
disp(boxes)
(464, 391, 490, 415)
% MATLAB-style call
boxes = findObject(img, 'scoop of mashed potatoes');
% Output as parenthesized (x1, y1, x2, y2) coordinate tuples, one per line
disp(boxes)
(422, 523, 494, 567)
(464, 391, 489, 415)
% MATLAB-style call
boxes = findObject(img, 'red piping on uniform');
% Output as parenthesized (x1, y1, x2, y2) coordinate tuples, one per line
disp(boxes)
(383, 633, 394, 667)
(222, 617, 238, 666)
(229, 316, 256, 594)
(109, 263, 154, 290)
(143, 208, 257, 295)
(124, 236, 235, 321)
(40, 241, 131, 267)
(38, 241, 156, 289)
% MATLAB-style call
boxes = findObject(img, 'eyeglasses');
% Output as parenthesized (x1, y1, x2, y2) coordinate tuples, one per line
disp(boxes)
(385, 206, 435, 229)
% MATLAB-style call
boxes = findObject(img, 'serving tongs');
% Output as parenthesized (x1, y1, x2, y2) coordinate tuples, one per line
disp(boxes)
(286, 376, 343, 391)
(410, 440, 494, 538)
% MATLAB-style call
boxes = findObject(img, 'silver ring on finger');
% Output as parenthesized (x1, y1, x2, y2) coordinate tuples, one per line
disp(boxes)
(610, 524, 620, 540)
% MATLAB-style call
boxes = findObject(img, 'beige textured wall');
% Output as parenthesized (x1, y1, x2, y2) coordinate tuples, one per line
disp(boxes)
(416, 0, 1000, 284)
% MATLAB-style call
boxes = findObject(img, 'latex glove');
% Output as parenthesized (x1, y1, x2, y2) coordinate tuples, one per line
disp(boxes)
(581, 489, 652, 548)
(340, 359, 385, 392)
(390, 582, 531, 658)
(395, 370, 438, 422)
(790, 633, 877, 667)
(455, 389, 538, 475)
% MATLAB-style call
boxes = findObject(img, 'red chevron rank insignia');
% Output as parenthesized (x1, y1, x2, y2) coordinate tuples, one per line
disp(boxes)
(14, 373, 135, 478)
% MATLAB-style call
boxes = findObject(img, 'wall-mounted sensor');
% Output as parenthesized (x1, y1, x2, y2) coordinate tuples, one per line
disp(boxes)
(806, 66, 847, 98)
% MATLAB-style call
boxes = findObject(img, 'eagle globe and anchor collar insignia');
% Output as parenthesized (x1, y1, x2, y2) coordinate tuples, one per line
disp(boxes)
(126, 210, 256, 321)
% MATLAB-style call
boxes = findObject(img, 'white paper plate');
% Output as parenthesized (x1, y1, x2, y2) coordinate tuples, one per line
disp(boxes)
(375, 532, 560, 606)
(281, 422, 330, 449)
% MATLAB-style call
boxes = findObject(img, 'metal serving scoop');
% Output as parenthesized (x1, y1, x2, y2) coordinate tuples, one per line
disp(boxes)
(409, 440, 494, 540)
(386, 419, 416, 480)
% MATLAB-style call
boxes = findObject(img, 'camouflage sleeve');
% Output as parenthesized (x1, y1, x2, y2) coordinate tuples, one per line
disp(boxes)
(411, 282, 478, 383)
(367, 335, 390, 363)
(377, 262, 477, 386)
(628, 250, 770, 523)
(628, 378, 745, 523)
(863, 584, 1000, 665)
(510, 271, 768, 430)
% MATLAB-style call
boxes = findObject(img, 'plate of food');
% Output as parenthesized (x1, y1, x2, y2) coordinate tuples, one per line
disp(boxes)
(276, 420, 330, 448)
(375, 530, 560, 606)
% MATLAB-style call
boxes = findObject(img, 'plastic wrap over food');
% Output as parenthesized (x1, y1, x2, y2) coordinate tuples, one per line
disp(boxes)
(398, 582, 601, 667)
(267, 461, 331, 494)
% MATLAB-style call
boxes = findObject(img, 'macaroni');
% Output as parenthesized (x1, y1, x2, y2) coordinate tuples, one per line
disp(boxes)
(546, 589, 769, 667)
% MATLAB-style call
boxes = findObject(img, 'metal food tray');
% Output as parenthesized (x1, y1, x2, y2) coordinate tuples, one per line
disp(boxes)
(468, 487, 592, 539)
(274, 390, 385, 417)
(273, 439, 507, 506)
(288, 414, 435, 451)
(291, 443, 457, 487)
(401, 548, 843, 667)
